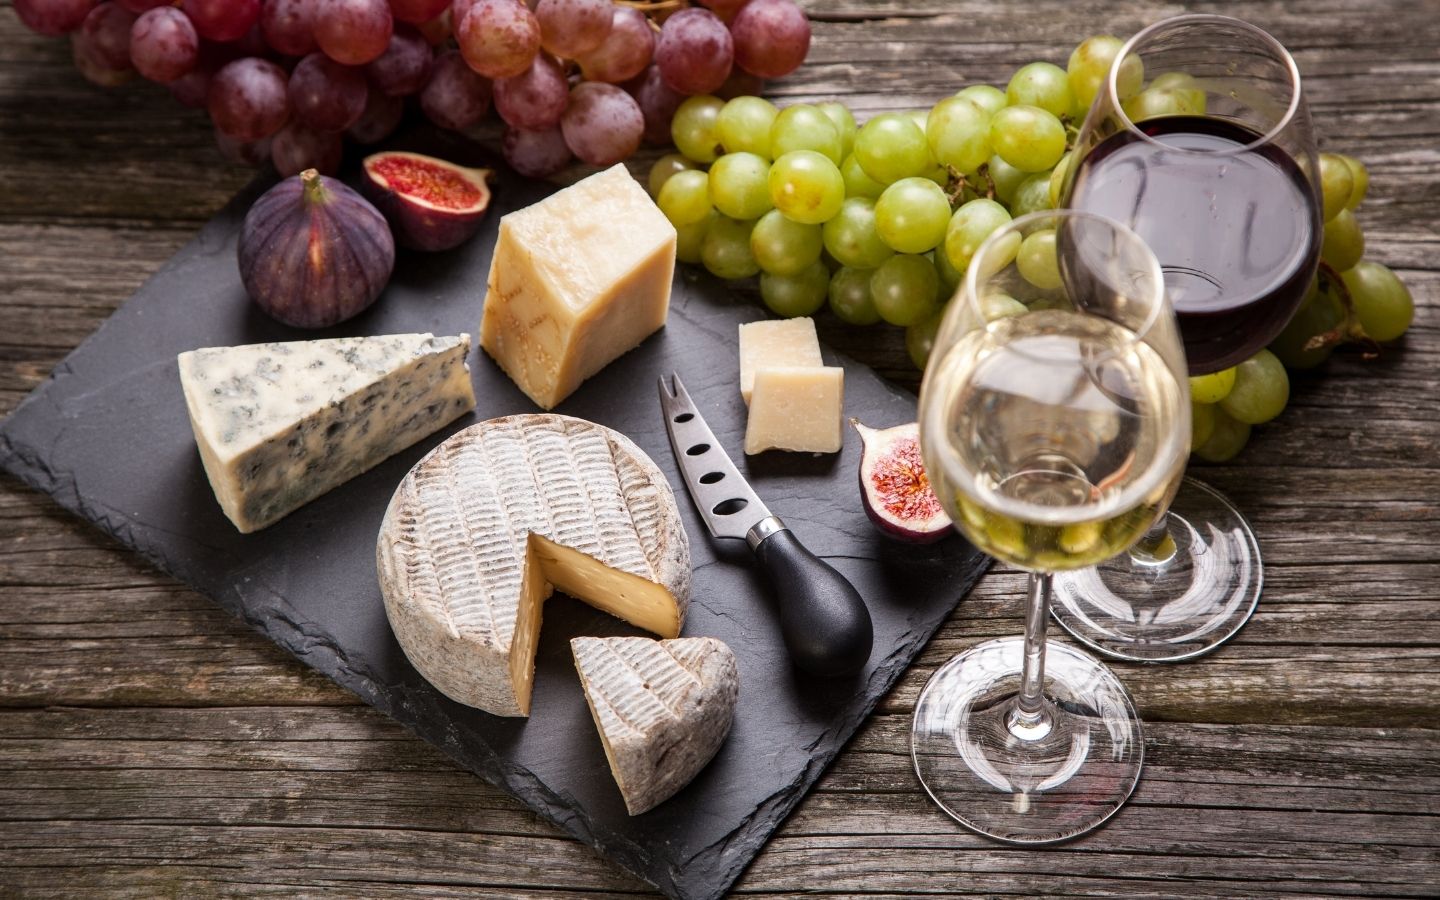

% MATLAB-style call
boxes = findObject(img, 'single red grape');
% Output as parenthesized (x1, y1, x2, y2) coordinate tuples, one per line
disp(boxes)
(15, 0, 96, 37)
(184, 0, 261, 43)
(534, 0, 611, 59)
(730, 0, 810, 79)
(655, 8, 733, 95)
(574, 6, 652, 85)
(494, 53, 567, 131)
(561, 81, 643, 167)
(419, 49, 491, 130)
(260, 0, 317, 57)
(503, 125, 572, 179)
(209, 57, 291, 142)
(289, 52, 368, 132)
(456, 0, 540, 80)
(71, 29, 134, 86)
(130, 7, 199, 84)
(314, 0, 394, 66)
(365, 24, 432, 96)
(78, 2, 136, 71)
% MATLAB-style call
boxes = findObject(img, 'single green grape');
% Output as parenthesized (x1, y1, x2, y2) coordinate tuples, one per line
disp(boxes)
(1015, 228, 1062, 289)
(1317, 153, 1355, 222)
(751, 208, 824, 277)
(675, 211, 715, 265)
(1190, 401, 1217, 451)
(1192, 406, 1251, 463)
(986, 153, 1028, 204)
(935, 242, 963, 292)
(828, 265, 881, 325)
(1320, 208, 1365, 272)
(822, 197, 895, 269)
(1044, 155, 1070, 210)
(701, 215, 760, 280)
(1067, 35, 1144, 109)
(657, 169, 713, 227)
(817, 102, 858, 159)
(709, 152, 774, 220)
(981, 292, 1027, 321)
(945, 198, 1012, 273)
(841, 153, 886, 200)
(927, 95, 992, 175)
(989, 105, 1067, 173)
(905, 307, 946, 370)
(648, 153, 697, 198)
(761, 260, 830, 317)
(716, 95, 778, 158)
(854, 113, 931, 185)
(1189, 367, 1237, 404)
(1006, 62, 1075, 119)
(770, 104, 843, 164)
(874, 177, 952, 254)
(768, 150, 846, 225)
(1010, 172, 1055, 218)
(955, 84, 1007, 118)
(1343, 261, 1414, 342)
(1270, 278, 1342, 369)
(1339, 154, 1369, 210)
(1122, 85, 1206, 122)
(1219, 349, 1289, 424)
(671, 95, 725, 164)
(870, 254, 940, 326)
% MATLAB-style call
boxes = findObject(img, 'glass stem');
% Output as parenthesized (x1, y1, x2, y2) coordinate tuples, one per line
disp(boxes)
(1013, 571, 1052, 732)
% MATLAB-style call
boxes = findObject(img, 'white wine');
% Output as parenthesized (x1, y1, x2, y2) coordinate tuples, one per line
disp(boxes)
(921, 309, 1188, 570)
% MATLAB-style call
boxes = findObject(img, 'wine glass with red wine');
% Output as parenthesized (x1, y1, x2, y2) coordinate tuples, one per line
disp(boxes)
(1054, 15, 1322, 661)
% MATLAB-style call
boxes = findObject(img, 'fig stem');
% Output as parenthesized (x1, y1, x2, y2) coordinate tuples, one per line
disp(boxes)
(299, 168, 327, 206)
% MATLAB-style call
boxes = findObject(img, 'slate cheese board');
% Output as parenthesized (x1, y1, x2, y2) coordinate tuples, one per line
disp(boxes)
(0, 144, 988, 900)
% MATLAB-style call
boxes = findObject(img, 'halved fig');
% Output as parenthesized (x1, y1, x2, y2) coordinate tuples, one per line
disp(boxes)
(361, 150, 492, 251)
(852, 419, 953, 543)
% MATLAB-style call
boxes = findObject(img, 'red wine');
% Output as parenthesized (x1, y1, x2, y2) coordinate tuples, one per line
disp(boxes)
(1067, 116, 1320, 374)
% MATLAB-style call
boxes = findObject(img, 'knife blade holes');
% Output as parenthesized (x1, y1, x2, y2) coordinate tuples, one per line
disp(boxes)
(713, 498, 748, 516)
(699, 472, 725, 484)
(673, 413, 694, 423)
(686, 443, 710, 456)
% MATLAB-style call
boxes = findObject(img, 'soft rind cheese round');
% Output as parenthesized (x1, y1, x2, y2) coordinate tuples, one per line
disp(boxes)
(377, 414, 690, 717)
(572, 636, 739, 816)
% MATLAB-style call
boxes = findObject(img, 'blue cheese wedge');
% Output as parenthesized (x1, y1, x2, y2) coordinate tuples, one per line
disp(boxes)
(572, 636, 738, 815)
(376, 414, 691, 718)
(178, 333, 475, 534)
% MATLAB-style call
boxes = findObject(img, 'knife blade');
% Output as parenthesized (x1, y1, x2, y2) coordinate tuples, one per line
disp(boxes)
(659, 373, 873, 677)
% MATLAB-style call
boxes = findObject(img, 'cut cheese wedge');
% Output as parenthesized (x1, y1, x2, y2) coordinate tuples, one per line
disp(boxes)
(480, 164, 677, 410)
(572, 636, 738, 816)
(744, 365, 845, 455)
(377, 414, 690, 717)
(178, 333, 475, 533)
(737, 317, 822, 405)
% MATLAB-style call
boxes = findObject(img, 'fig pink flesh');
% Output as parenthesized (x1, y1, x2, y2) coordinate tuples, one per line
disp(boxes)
(368, 155, 484, 210)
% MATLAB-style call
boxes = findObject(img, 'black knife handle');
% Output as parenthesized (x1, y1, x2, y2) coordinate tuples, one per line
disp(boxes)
(753, 527, 873, 677)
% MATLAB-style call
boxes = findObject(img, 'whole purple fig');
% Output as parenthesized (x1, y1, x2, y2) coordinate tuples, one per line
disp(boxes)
(238, 168, 395, 328)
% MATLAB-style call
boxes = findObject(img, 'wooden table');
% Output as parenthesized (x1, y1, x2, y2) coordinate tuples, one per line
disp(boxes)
(3, 1, 1437, 895)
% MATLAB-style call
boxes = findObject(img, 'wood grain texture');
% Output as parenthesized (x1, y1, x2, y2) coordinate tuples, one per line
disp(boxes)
(1, 0, 1437, 896)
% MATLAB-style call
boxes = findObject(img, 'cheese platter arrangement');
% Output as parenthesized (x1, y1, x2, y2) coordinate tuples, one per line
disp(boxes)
(0, 139, 987, 899)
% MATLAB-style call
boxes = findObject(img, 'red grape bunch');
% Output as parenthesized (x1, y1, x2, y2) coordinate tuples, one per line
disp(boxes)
(12, 0, 813, 179)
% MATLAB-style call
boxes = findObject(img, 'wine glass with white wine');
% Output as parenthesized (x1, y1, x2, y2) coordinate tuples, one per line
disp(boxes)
(912, 210, 1190, 843)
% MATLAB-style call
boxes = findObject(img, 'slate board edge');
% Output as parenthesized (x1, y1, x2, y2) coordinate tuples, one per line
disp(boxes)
(0, 172, 991, 900)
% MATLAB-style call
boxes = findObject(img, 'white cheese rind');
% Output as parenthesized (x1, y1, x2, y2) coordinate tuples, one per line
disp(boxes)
(744, 365, 845, 455)
(572, 636, 738, 816)
(178, 333, 475, 533)
(737, 317, 823, 405)
(480, 164, 677, 410)
(377, 414, 691, 717)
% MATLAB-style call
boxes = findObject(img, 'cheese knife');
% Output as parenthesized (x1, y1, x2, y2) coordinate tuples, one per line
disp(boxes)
(658, 373, 873, 677)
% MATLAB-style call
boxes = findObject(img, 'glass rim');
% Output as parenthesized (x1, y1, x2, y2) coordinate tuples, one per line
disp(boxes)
(1107, 13, 1304, 156)
(959, 209, 1168, 350)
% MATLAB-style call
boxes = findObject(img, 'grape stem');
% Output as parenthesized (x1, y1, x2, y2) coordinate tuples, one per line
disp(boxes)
(945, 163, 994, 206)
(1305, 261, 1381, 359)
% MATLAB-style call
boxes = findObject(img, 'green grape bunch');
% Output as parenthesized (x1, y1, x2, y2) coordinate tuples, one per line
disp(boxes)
(648, 33, 1416, 467)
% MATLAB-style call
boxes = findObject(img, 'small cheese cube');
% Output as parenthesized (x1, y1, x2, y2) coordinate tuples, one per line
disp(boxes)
(737, 317, 823, 404)
(744, 365, 844, 455)
(481, 164, 677, 410)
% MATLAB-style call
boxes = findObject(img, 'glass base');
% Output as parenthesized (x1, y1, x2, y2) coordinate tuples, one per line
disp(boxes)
(1051, 477, 1262, 663)
(911, 637, 1143, 844)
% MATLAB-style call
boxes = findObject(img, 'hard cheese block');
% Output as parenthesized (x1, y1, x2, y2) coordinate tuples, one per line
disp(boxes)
(744, 365, 845, 455)
(737, 317, 822, 405)
(480, 164, 677, 410)
(177, 333, 475, 533)
(572, 636, 738, 816)
(377, 414, 691, 717)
